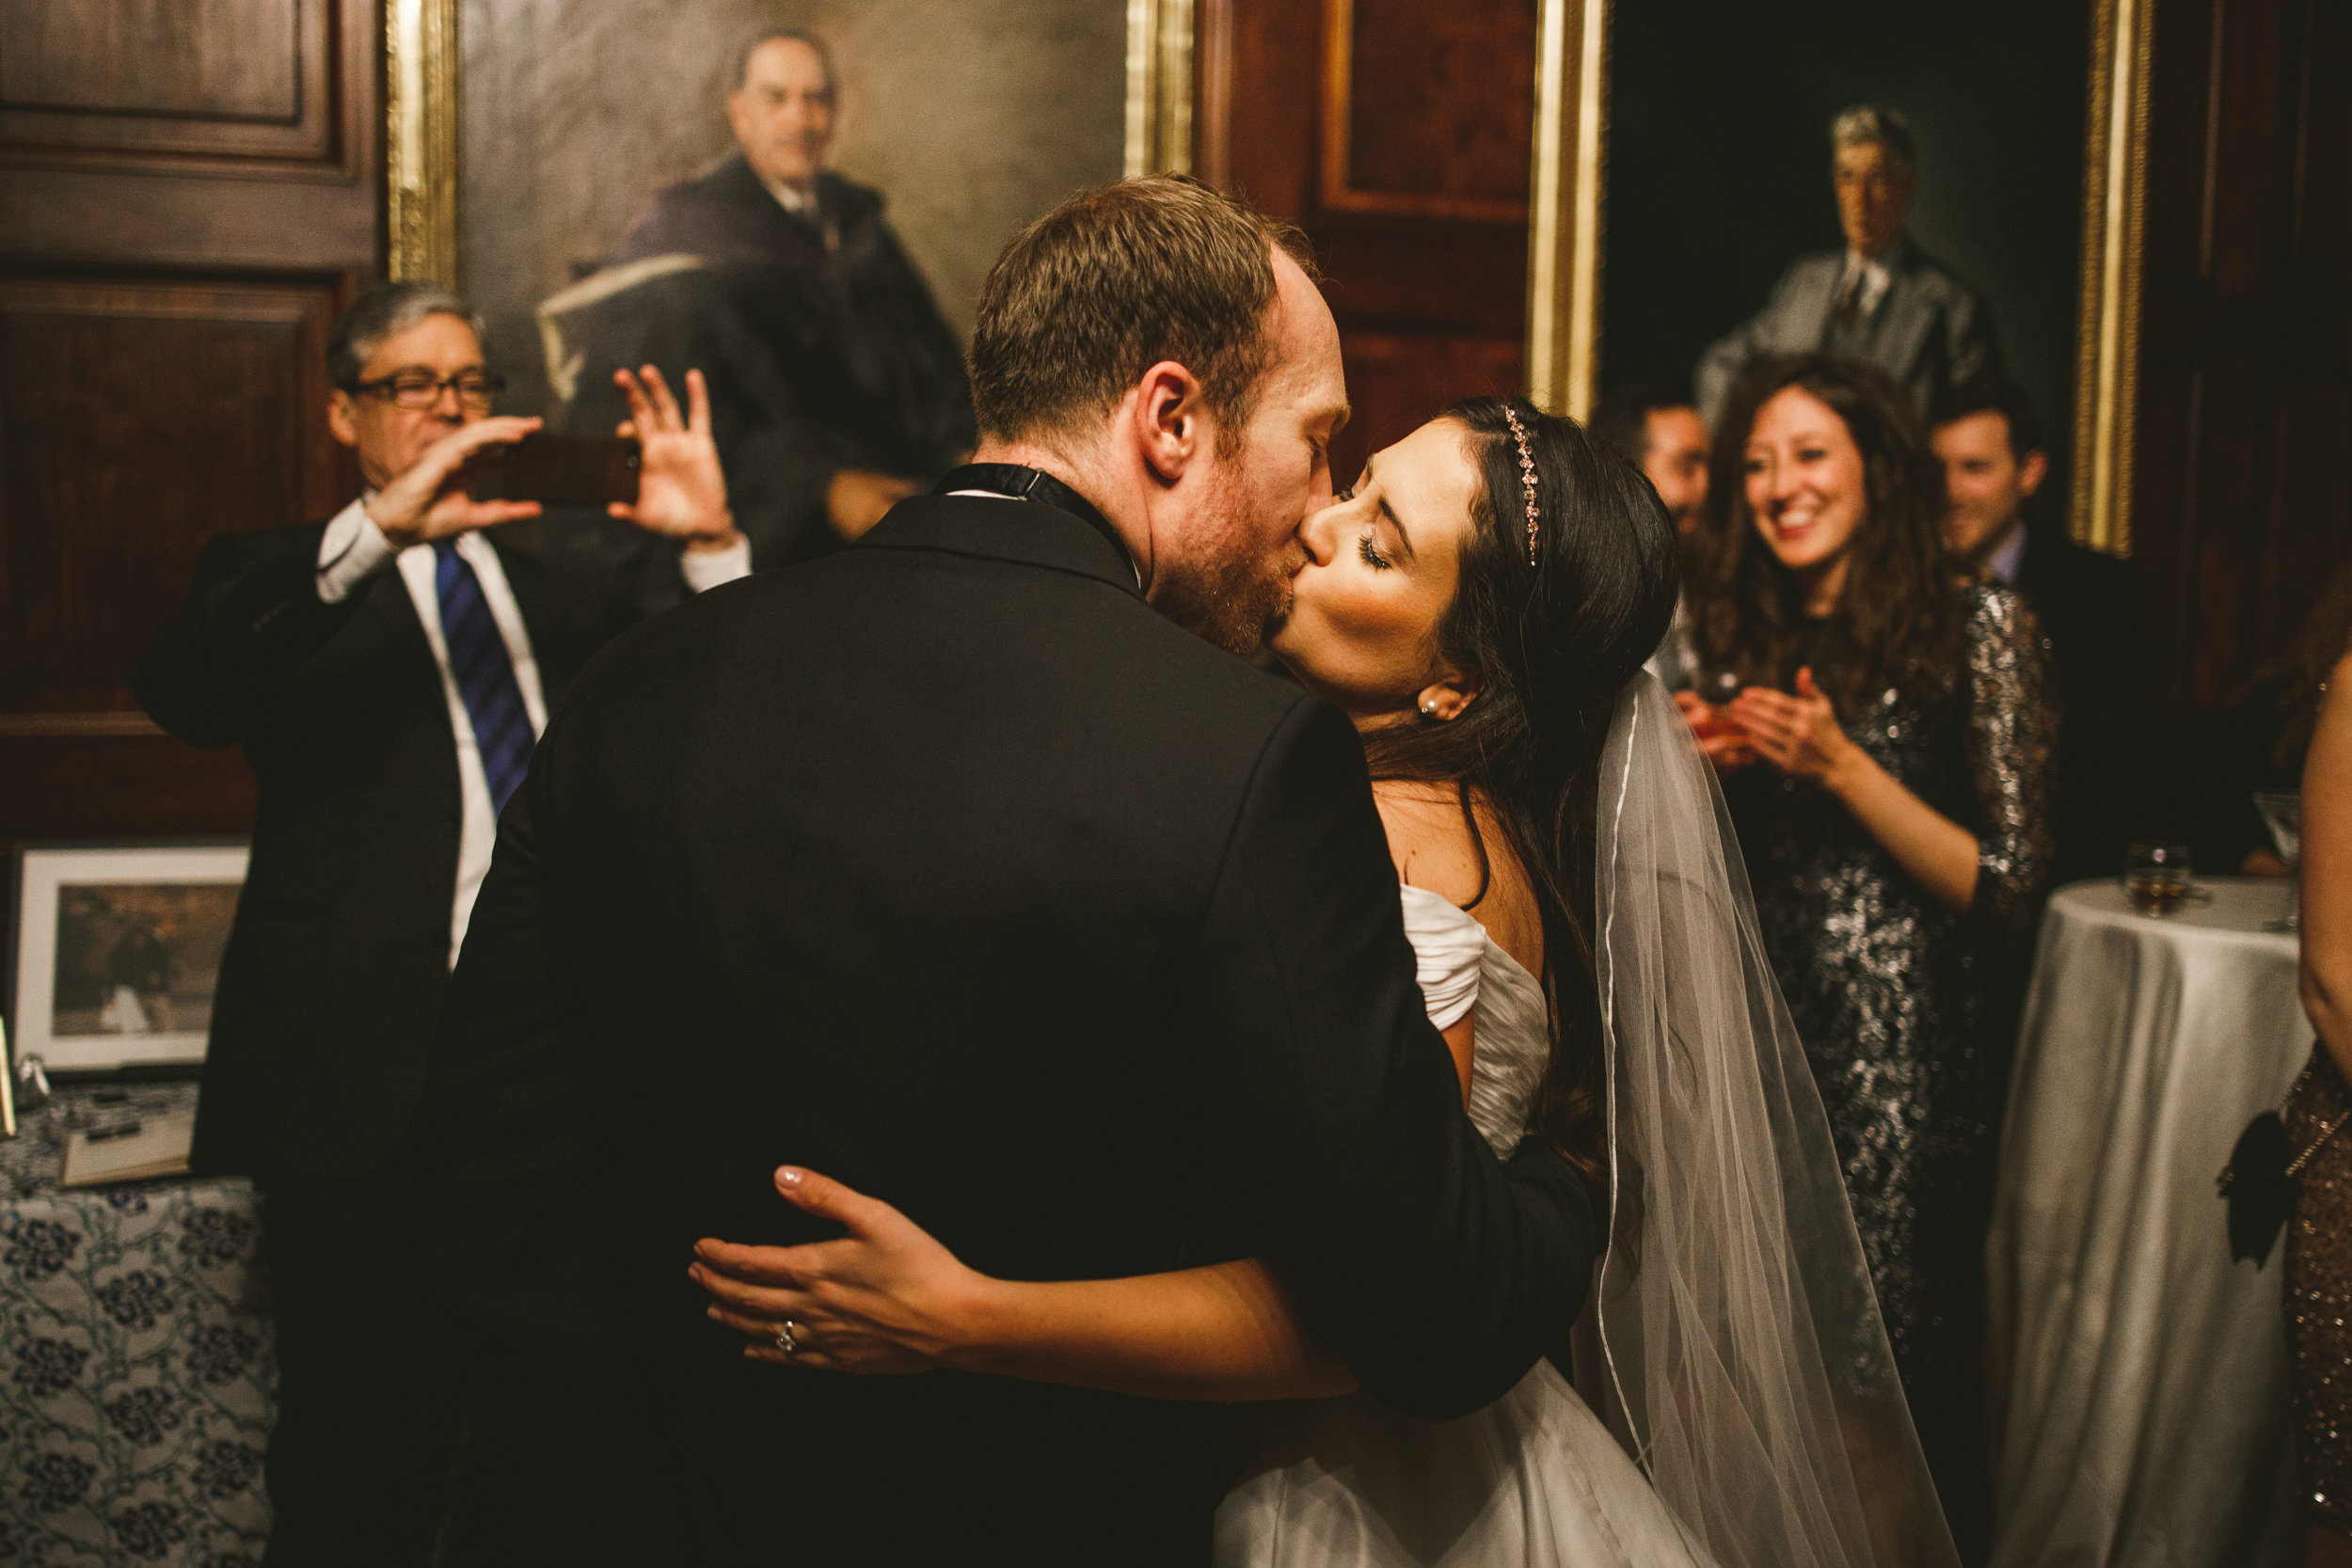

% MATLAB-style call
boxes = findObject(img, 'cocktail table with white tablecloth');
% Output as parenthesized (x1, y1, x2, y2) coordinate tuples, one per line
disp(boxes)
(1988, 877, 2308, 1568)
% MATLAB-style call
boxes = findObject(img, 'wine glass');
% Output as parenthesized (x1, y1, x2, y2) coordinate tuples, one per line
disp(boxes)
(2253, 790, 2303, 932)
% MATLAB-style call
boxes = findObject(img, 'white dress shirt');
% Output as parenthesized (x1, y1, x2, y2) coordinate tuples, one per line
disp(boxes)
(761, 173, 837, 251)
(1984, 521, 2029, 585)
(761, 176, 816, 214)
(1836, 248, 1895, 323)
(315, 499, 751, 960)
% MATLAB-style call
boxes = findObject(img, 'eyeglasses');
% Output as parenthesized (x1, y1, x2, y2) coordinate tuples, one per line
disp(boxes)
(354, 371, 507, 412)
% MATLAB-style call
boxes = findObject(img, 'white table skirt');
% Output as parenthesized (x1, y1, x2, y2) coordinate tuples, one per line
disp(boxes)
(1988, 878, 2309, 1568)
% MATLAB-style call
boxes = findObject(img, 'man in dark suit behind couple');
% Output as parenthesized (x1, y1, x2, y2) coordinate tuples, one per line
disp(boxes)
(421, 176, 1601, 1564)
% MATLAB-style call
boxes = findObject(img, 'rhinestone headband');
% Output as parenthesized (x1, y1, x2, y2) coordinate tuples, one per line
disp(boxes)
(1502, 403, 1540, 563)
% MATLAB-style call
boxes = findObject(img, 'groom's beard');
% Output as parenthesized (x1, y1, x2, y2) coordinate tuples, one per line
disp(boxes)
(1157, 533, 1308, 659)
(1149, 460, 1313, 658)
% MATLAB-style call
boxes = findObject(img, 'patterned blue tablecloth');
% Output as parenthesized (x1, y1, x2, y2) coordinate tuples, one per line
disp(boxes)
(2, 1081, 273, 1566)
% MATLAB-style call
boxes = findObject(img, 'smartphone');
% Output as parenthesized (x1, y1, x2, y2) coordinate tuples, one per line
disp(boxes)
(485, 434, 642, 506)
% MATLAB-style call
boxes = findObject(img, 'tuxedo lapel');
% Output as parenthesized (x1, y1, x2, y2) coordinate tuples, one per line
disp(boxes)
(489, 535, 590, 708)
(1786, 255, 1840, 349)
(359, 553, 429, 649)
(1873, 257, 1940, 381)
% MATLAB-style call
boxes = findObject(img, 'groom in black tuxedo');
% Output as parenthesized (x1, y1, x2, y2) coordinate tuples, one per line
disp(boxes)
(421, 177, 1598, 1566)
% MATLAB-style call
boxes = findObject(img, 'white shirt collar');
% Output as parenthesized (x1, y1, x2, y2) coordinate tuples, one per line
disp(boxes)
(1838, 247, 1896, 321)
(762, 175, 818, 215)
(1984, 521, 2029, 584)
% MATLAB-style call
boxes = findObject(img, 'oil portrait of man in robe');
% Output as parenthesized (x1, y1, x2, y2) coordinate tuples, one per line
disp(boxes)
(457, 1, 1125, 571)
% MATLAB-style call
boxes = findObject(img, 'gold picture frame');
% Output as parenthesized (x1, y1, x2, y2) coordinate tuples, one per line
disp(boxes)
(1523, 0, 1611, 423)
(1125, 0, 1195, 178)
(385, 0, 457, 286)
(1526, 0, 2152, 550)
(2071, 0, 2152, 555)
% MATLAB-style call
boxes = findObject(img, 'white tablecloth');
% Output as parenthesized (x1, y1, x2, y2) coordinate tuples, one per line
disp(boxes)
(1988, 878, 2309, 1568)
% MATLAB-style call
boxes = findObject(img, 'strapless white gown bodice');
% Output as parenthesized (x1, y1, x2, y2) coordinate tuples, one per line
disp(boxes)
(1212, 886, 1715, 1568)
(1394, 883, 1550, 1162)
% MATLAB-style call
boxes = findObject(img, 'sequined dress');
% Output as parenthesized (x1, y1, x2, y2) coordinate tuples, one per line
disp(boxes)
(2285, 1046, 2352, 1531)
(1721, 584, 2056, 1538)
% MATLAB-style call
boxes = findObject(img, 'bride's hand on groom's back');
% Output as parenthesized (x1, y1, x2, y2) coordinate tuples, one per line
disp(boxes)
(690, 1166, 993, 1375)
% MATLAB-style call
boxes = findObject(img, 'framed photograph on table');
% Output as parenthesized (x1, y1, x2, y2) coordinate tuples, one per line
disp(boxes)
(8, 843, 248, 1075)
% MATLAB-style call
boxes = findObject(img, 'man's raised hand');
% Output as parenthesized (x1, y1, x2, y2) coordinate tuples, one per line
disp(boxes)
(611, 365, 741, 553)
(363, 417, 545, 547)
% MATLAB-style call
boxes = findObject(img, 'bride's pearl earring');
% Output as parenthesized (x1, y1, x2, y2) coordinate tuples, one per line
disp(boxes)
(1420, 700, 1438, 719)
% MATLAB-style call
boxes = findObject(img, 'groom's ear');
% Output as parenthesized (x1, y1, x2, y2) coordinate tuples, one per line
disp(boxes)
(1127, 358, 1212, 485)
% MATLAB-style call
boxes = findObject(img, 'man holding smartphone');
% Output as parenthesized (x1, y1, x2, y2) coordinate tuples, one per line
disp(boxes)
(133, 280, 745, 1566)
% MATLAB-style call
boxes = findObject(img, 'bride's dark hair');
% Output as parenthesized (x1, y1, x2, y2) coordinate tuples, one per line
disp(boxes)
(1359, 397, 1679, 1185)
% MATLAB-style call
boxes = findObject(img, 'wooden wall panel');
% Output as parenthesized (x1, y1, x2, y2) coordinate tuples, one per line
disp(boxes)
(1332, 331, 1525, 463)
(1, 0, 298, 119)
(1207, 0, 1532, 487)
(0, 736, 258, 845)
(1321, 0, 1534, 220)
(0, 277, 344, 720)
(0, 0, 376, 864)
(2133, 0, 2352, 717)
(0, 0, 340, 170)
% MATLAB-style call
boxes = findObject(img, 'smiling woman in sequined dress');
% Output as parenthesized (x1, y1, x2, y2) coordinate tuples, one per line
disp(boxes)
(1679, 355, 2057, 1559)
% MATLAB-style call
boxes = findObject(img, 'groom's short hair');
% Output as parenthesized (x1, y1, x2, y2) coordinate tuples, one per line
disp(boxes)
(970, 176, 1313, 454)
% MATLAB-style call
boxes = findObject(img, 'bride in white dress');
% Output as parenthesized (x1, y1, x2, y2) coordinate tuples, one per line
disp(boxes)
(691, 400, 1961, 1568)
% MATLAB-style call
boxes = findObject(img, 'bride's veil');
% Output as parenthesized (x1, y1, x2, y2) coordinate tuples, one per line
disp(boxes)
(1586, 671, 1961, 1568)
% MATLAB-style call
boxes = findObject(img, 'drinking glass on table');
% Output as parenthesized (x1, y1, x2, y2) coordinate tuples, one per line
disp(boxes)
(2252, 790, 2303, 932)
(2123, 842, 2195, 916)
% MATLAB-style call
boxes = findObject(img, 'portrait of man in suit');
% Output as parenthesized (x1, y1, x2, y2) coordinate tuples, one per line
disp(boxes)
(452, 1, 1126, 579)
(133, 281, 745, 1566)
(1695, 104, 2002, 426)
(542, 27, 976, 566)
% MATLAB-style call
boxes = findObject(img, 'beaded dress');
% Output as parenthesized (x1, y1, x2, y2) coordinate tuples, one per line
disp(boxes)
(2285, 1047, 2352, 1530)
(1719, 584, 2057, 1536)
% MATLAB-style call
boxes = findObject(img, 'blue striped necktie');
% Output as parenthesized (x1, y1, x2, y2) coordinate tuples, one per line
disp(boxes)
(432, 539, 534, 815)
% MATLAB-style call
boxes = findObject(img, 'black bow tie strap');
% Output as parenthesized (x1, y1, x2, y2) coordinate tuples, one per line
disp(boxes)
(932, 464, 1134, 581)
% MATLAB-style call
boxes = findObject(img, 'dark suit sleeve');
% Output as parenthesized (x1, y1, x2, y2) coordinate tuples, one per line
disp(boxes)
(1191, 697, 1597, 1420)
(132, 521, 365, 748)
(414, 728, 644, 1562)
(1945, 281, 2001, 389)
(1695, 261, 1814, 426)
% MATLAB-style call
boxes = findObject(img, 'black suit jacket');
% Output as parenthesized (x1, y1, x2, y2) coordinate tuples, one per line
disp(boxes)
(419, 493, 1599, 1566)
(2011, 523, 2159, 887)
(134, 520, 648, 1181)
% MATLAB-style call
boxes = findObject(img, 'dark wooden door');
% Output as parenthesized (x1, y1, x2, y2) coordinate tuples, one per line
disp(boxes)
(2134, 0, 2352, 716)
(0, 0, 378, 856)
(1199, 0, 1536, 482)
